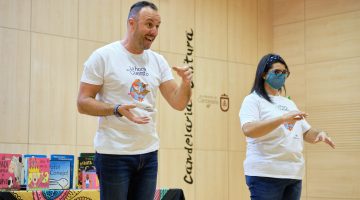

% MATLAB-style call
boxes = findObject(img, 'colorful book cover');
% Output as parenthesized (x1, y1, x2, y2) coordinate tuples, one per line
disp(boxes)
(49, 160, 71, 189)
(26, 157, 50, 190)
(77, 155, 95, 189)
(81, 171, 98, 189)
(0, 154, 23, 190)
(22, 154, 47, 188)
(50, 154, 74, 189)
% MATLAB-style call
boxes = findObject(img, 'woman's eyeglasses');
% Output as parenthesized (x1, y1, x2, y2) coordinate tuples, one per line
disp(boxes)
(269, 69, 290, 77)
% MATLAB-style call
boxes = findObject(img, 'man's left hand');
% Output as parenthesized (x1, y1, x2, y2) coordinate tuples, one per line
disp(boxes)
(172, 66, 193, 84)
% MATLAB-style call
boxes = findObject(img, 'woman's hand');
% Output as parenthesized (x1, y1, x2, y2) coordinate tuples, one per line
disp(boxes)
(314, 131, 336, 149)
(282, 111, 308, 124)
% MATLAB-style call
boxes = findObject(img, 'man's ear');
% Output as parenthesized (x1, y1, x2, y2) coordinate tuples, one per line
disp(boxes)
(128, 18, 136, 30)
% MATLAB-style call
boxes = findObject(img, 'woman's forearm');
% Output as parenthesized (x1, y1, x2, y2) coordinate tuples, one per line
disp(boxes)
(242, 116, 284, 138)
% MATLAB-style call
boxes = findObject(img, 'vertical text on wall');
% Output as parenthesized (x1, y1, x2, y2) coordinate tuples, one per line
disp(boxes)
(183, 28, 194, 184)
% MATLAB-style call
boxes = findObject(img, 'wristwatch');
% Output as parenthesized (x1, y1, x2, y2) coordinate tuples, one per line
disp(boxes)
(113, 104, 123, 117)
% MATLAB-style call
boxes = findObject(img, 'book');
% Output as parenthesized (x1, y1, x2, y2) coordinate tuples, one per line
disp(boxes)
(50, 154, 74, 189)
(0, 154, 23, 190)
(81, 170, 99, 189)
(22, 154, 47, 189)
(79, 153, 95, 158)
(77, 154, 95, 189)
(26, 157, 50, 190)
(49, 160, 71, 189)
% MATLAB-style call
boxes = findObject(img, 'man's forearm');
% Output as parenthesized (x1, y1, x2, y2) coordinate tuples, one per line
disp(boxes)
(77, 97, 114, 116)
(173, 82, 192, 110)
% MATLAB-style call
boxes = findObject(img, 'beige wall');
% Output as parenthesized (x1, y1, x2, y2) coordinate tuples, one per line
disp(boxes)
(0, 0, 358, 199)
(273, 0, 360, 199)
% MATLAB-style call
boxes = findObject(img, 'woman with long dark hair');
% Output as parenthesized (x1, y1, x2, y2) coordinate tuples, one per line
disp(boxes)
(239, 53, 335, 200)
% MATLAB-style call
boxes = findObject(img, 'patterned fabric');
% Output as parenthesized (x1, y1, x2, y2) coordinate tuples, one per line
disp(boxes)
(0, 189, 99, 200)
(265, 54, 284, 67)
(154, 188, 169, 200)
(160, 189, 185, 200)
(154, 189, 160, 200)
(0, 189, 184, 200)
(160, 188, 169, 199)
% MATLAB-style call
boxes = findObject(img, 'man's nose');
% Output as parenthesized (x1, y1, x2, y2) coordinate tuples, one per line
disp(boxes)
(150, 27, 158, 35)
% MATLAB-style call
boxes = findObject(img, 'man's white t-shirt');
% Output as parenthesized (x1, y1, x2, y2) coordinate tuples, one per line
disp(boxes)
(81, 41, 174, 155)
(239, 92, 311, 180)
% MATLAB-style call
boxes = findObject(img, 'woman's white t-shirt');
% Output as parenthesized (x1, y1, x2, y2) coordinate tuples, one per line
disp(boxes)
(239, 92, 311, 180)
(80, 41, 173, 155)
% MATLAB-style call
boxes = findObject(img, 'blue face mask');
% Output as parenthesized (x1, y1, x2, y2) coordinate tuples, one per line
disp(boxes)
(265, 71, 286, 89)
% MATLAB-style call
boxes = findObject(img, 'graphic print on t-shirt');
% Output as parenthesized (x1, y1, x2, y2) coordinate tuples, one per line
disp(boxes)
(126, 65, 150, 76)
(128, 79, 149, 102)
(284, 123, 295, 131)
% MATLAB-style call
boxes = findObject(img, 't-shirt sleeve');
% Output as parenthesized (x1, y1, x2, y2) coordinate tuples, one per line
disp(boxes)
(158, 55, 174, 83)
(80, 51, 104, 85)
(239, 95, 260, 128)
(301, 119, 312, 135)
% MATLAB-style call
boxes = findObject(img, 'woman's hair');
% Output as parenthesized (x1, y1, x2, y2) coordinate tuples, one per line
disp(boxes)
(250, 53, 290, 103)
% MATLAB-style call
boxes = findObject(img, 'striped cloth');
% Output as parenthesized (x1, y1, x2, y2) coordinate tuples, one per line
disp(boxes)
(154, 188, 169, 200)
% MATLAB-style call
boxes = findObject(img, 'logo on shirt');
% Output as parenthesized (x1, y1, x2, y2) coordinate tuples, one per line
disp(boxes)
(284, 122, 295, 131)
(127, 66, 149, 76)
(129, 79, 149, 102)
(293, 133, 301, 139)
(277, 105, 289, 111)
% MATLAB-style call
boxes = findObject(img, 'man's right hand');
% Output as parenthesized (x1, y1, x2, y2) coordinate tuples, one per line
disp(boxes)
(117, 104, 150, 124)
